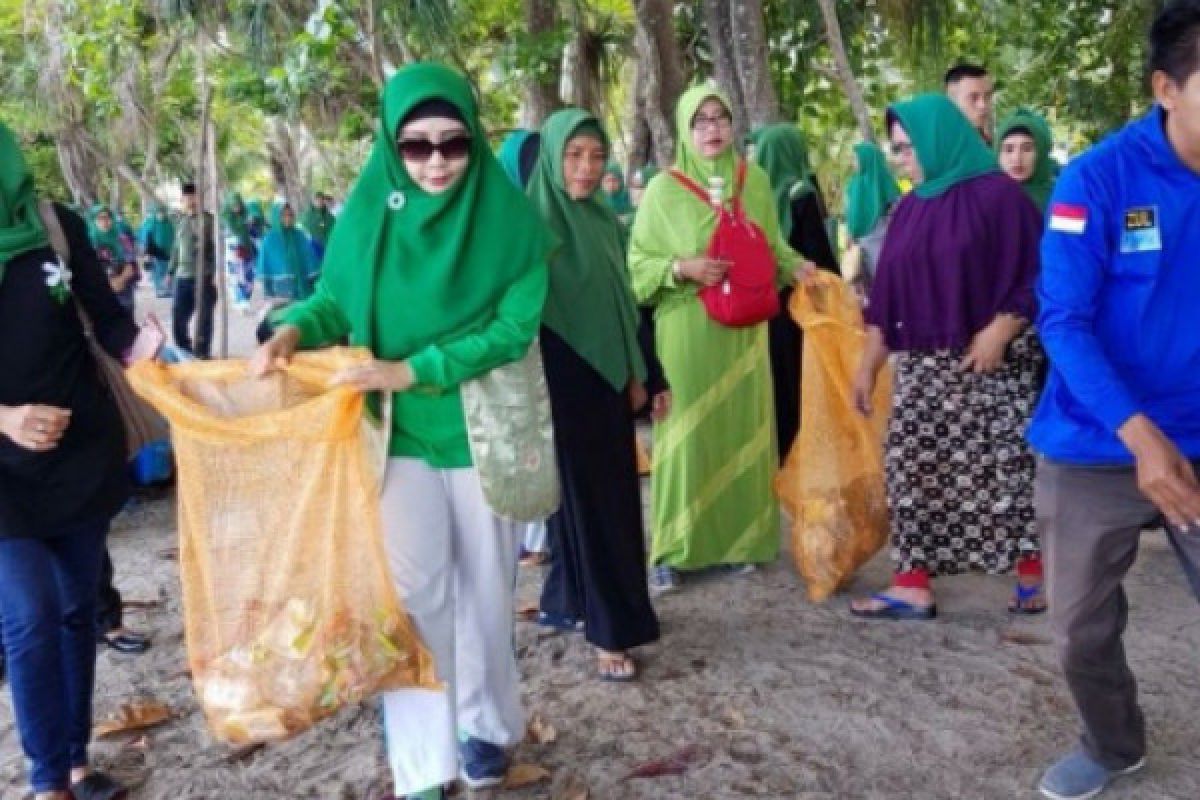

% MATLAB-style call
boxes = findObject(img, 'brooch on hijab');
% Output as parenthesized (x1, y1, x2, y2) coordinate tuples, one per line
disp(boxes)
(42, 260, 72, 305)
(388, 191, 407, 211)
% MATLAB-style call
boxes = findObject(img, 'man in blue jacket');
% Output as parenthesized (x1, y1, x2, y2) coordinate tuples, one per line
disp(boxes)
(1029, 2, 1200, 798)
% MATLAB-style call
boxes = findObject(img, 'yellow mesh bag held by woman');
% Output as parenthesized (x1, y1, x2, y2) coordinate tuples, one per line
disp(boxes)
(774, 275, 892, 602)
(129, 348, 436, 744)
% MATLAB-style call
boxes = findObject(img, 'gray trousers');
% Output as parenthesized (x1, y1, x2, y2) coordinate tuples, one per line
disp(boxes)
(1035, 459, 1200, 769)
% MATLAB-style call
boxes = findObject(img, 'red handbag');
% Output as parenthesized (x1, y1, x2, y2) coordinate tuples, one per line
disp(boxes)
(669, 159, 779, 327)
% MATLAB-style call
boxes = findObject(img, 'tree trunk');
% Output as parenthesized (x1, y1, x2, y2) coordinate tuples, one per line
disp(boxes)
(55, 133, 101, 207)
(816, 0, 875, 142)
(521, 0, 562, 127)
(632, 0, 686, 166)
(730, 0, 779, 131)
(266, 118, 306, 212)
(703, 0, 747, 140)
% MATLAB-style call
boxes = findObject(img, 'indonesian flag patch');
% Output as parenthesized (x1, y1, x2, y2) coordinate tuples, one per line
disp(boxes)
(1049, 203, 1088, 234)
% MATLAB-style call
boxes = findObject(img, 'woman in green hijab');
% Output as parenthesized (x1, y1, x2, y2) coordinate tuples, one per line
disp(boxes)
(844, 141, 902, 292)
(0, 121, 144, 800)
(526, 108, 660, 681)
(257, 201, 318, 301)
(221, 192, 256, 310)
(753, 123, 839, 460)
(87, 204, 138, 311)
(599, 162, 635, 226)
(628, 84, 805, 593)
(138, 202, 175, 298)
(250, 63, 551, 800)
(996, 107, 1056, 212)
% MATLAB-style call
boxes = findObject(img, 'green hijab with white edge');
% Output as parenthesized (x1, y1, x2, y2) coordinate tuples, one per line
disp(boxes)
(305, 62, 554, 353)
(627, 84, 797, 306)
(887, 93, 999, 199)
(0, 122, 49, 283)
(996, 107, 1055, 212)
(527, 108, 646, 391)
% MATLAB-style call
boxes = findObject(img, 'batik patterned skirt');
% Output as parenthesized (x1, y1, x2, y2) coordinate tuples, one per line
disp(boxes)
(885, 330, 1044, 576)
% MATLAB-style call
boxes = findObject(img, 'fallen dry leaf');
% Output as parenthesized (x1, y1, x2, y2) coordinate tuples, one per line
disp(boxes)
(225, 742, 266, 764)
(526, 712, 558, 745)
(515, 602, 539, 621)
(503, 764, 551, 789)
(624, 744, 705, 780)
(94, 701, 173, 738)
(999, 629, 1051, 647)
(552, 775, 590, 800)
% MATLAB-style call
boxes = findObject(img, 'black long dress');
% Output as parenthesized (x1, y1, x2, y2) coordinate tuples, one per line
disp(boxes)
(537, 328, 660, 653)
(770, 184, 840, 461)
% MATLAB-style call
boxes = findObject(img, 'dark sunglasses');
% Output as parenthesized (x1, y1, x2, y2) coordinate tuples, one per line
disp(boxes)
(396, 135, 472, 162)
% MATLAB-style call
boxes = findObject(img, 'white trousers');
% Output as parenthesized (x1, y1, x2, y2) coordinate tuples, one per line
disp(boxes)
(380, 458, 524, 795)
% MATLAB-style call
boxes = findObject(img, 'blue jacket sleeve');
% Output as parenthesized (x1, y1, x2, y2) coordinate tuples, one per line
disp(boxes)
(1037, 163, 1140, 433)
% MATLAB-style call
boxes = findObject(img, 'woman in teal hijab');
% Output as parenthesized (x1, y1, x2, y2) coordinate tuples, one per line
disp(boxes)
(138, 202, 175, 298)
(996, 107, 1056, 211)
(526, 108, 659, 682)
(88, 204, 138, 311)
(844, 141, 902, 291)
(496, 129, 541, 189)
(257, 201, 318, 301)
(251, 63, 552, 800)
(599, 162, 634, 224)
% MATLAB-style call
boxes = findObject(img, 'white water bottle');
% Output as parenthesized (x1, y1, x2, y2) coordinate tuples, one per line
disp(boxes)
(706, 176, 731, 294)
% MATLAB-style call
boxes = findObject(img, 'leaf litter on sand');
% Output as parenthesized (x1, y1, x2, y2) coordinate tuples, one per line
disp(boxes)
(93, 700, 173, 738)
(623, 743, 710, 780)
(526, 711, 558, 745)
(502, 763, 551, 789)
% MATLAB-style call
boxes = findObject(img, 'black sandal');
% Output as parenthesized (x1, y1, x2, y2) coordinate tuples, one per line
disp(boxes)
(70, 771, 128, 800)
(97, 630, 151, 654)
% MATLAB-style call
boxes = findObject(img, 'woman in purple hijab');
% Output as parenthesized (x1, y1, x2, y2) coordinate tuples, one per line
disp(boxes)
(849, 94, 1046, 620)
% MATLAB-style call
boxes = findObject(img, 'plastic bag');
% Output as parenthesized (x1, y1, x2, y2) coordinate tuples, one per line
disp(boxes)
(774, 274, 892, 602)
(129, 349, 437, 744)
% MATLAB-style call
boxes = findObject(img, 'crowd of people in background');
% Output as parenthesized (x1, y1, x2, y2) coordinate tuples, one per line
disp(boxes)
(2, 2, 1200, 799)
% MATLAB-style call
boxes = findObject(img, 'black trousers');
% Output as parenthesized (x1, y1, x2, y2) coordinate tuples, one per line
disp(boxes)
(172, 277, 217, 358)
(537, 329, 660, 652)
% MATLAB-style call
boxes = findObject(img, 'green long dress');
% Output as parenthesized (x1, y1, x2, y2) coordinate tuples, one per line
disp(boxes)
(628, 85, 798, 570)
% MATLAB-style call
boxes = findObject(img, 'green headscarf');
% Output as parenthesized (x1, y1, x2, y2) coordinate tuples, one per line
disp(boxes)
(752, 123, 815, 239)
(222, 191, 253, 247)
(146, 201, 175, 254)
(628, 85, 797, 308)
(0, 122, 49, 279)
(600, 163, 634, 217)
(845, 142, 901, 239)
(674, 84, 738, 187)
(527, 109, 646, 391)
(87, 203, 123, 259)
(246, 199, 267, 227)
(887, 93, 999, 199)
(262, 202, 316, 300)
(497, 129, 538, 189)
(996, 107, 1055, 212)
(299, 197, 335, 245)
(310, 62, 553, 353)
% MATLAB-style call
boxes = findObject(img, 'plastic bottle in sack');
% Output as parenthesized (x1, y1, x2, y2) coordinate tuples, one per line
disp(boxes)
(707, 176, 731, 296)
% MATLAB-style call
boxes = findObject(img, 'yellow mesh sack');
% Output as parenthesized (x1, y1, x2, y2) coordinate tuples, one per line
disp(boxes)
(128, 348, 436, 744)
(774, 275, 892, 602)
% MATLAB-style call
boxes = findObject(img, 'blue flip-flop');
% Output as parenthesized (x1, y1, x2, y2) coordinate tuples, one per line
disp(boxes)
(850, 593, 938, 621)
(1009, 581, 1048, 615)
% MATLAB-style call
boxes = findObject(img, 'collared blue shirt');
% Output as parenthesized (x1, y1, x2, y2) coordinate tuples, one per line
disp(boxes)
(1028, 106, 1200, 464)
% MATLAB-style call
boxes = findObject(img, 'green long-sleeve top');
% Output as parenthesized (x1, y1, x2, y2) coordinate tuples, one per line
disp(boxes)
(276, 261, 549, 468)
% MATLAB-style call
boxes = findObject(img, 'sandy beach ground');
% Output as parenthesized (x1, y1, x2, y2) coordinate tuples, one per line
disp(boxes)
(2, 284, 1197, 799)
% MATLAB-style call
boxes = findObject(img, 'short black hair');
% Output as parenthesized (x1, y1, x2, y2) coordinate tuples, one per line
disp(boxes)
(944, 62, 990, 87)
(1148, 0, 1200, 85)
(181, 182, 197, 195)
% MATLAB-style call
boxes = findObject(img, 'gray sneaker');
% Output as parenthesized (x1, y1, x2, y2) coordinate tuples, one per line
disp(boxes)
(1038, 749, 1145, 800)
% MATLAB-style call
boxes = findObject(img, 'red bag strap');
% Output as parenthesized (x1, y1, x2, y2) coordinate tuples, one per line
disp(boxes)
(669, 158, 749, 212)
